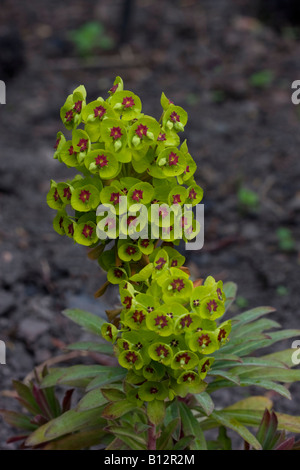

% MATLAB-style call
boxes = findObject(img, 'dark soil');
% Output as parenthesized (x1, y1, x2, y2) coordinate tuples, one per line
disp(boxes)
(1, 0, 300, 449)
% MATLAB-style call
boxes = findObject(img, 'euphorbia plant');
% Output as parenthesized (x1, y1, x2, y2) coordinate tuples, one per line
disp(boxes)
(2, 77, 300, 450)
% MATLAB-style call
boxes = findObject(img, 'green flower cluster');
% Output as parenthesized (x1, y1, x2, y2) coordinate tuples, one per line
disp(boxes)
(47, 77, 203, 258)
(102, 257, 231, 401)
(48, 77, 231, 402)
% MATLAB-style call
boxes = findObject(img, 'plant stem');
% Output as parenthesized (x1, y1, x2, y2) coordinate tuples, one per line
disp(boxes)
(147, 421, 156, 450)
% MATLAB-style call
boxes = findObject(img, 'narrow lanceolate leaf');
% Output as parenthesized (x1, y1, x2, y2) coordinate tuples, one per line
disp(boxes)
(208, 370, 240, 385)
(173, 436, 194, 450)
(43, 427, 106, 450)
(276, 413, 300, 433)
(102, 400, 138, 420)
(233, 318, 281, 338)
(157, 418, 180, 450)
(261, 349, 296, 369)
(179, 402, 207, 450)
(62, 308, 105, 335)
(106, 426, 147, 448)
(206, 378, 291, 399)
(42, 365, 112, 388)
(207, 411, 262, 450)
(237, 367, 300, 383)
(0, 410, 37, 432)
(225, 396, 273, 412)
(223, 282, 237, 312)
(231, 306, 276, 330)
(76, 388, 108, 411)
(194, 392, 214, 416)
(67, 341, 114, 355)
(86, 368, 127, 390)
(12, 380, 42, 415)
(25, 406, 106, 446)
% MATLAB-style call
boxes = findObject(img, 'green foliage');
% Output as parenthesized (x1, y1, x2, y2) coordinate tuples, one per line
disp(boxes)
(68, 21, 114, 57)
(276, 227, 295, 252)
(249, 70, 274, 89)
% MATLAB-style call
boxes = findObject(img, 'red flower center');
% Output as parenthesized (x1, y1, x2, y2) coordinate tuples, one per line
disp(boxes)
(54, 137, 61, 149)
(109, 84, 118, 94)
(94, 105, 106, 118)
(63, 187, 71, 200)
(78, 138, 88, 152)
(216, 288, 223, 301)
(197, 334, 211, 347)
(170, 278, 185, 292)
(95, 154, 108, 168)
(127, 216, 137, 227)
(132, 310, 146, 324)
(168, 152, 179, 166)
(180, 315, 193, 329)
(183, 373, 196, 382)
(172, 194, 181, 205)
(154, 315, 169, 329)
(122, 96, 135, 108)
(53, 189, 59, 202)
(206, 300, 218, 313)
(218, 328, 227, 342)
(176, 352, 191, 364)
(68, 223, 74, 236)
(125, 351, 138, 364)
(124, 296, 132, 309)
(79, 190, 91, 203)
(114, 269, 124, 278)
(135, 124, 148, 138)
(157, 132, 166, 141)
(68, 145, 75, 155)
(141, 239, 150, 248)
(82, 224, 94, 238)
(171, 260, 178, 267)
(110, 127, 123, 140)
(155, 345, 169, 357)
(155, 257, 166, 270)
(170, 111, 180, 122)
(132, 189, 143, 202)
(189, 188, 197, 200)
(110, 192, 120, 205)
(150, 387, 158, 394)
(74, 100, 82, 113)
(65, 110, 74, 122)
(126, 246, 136, 256)
(201, 360, 211, 373)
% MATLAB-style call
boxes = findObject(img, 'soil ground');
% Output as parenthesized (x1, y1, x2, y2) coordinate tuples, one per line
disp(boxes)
(1, 0, 300, 449)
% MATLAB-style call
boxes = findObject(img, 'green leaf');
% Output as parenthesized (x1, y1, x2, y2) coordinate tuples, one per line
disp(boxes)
(67, 341, 113, 355)
(194, 392, 214, 416)
(44, 426, 107, 450)
(208, 411, 262, 450)
(231, 306, 276, 330)
(179, 402, 207, 450)
(237, 367, 300, 383)
(173, 435, 194, 450)
(225, 396, 273, 411)
(208, 370, 240, 385)
(62, 308, 105, 335)
(106, 426, 147, 450)
(102, 400, 138, 420)
(0, 410, 37, 431)
(86, 368, 127, 390)
(76, 389, 108, 411)
(223, 282, 237, 312)
(12, 380, 42, 415)
(25, 406, 106, 446)
(233, 318, 281, 338)
(157, 418, 180, 450)
(147, 400, 166, 426)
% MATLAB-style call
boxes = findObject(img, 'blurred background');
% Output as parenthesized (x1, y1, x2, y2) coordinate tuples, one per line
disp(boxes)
(1, 0, 300, 448)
